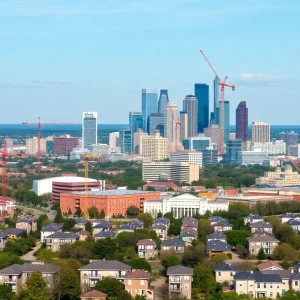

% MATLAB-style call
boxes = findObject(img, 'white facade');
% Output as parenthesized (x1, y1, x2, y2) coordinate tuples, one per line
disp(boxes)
(251, 122, 270, 143)
(170, 151, 203, 168)
(140, 133, 169, 161)
(109, 132, 120, 153)
(251, 140, 286, 155)
(26, 137, 46, 155)
(144, 194, 228, 218)
(70, 147, 89, 160)
(238, 150, 269, 165)
(91, 144, 109, 155)
(165, 101, 180, 152)
(33, 176, 98, 196)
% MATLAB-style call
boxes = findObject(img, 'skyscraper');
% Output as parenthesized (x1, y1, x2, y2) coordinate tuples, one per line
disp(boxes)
(216, 101, 230, 144)
(158, 89, 169, 115)
(141, 89, 158, 133)
(213, 76, 220, 124)
(225, 139, 242, 165)
(180, 111, 188, 142)
(279, 131, 299, 155)
(194, 84, 209, 133)
(148, 113, 164, 136)
(165, 101, 180, 150)
(129, 112, 143, 134)
(82, 112, 97, 149)
(183, 95, 198, 137)
(119, 130, 132, 154)
(252, 122, 270, 143)
(236, 101, 248, 142)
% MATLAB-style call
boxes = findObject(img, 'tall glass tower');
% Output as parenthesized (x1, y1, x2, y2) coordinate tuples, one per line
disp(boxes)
(141, 89, 158, 133)
(236, 101, 248, 142)
(213, 76, 220, 124)
(194, 83, 209, 133)
(158, 89, 169, 115)
(82, 112, 97, 149)
(119, 130, 132, 154)
(216, 100, 230, 144)
(183, 95, 198, 137)
(129, 112, 143, 134)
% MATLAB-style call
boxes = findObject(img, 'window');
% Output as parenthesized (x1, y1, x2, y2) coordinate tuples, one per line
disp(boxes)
(128, 280, 132, 286)
(183, 276, 190, 280)
(257, 283, 260, 288)
(140, 280, 144, 285)
(218, 272, 221, 276)
(184, 284, 189, 289)
(270, 292, 273, 297)
(295, 281, 299, 286)
(230, 272, 233, 276)
(264, 283, 266, 288)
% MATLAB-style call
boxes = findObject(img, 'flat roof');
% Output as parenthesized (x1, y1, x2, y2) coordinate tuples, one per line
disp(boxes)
(67, 189, 159, 196)
(217, 195, 291, 201)
(34, 176, 97, 183)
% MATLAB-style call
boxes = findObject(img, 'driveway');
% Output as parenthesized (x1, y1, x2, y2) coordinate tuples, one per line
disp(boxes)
(21, 241, 41, 261)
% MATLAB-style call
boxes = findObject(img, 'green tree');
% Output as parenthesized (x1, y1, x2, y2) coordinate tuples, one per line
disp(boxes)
(225, 230, 251, 247)
(126, 206, 140, 217)
(37, 214, 48, 231)
(54, 207, 64, 223)
(257, 248, 267, 260)
(168, 219, 182, 236)
(95, 278, 124, 298)
(135, 295, 146, 300)
(4, 237, 36, 256)
(75, 208, 82, 217)
(193, 266, 217, 294)
(128, 259, 151, 272)
(85, 221, 93, 234)
(0, 252, 24, 269)
(99, 209, 105, 219)
(162, 256, 181, 271)
(93, 238, 118, 259)
(137, 213, 153, 229)
(88, 206, 99, 218)
(181, 244, 206, 267)
(62, 218, 76, 231)
(0, 284, 13, 300)
(272, 243, 300, 262)
(17, 272, 50, 300)
(36, 248, 57, 262)
(117, 290, 132, 300)
(57, 268, 81, 300)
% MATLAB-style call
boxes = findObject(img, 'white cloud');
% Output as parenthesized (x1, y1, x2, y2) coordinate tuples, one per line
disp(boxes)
(237, 73, 286, 86)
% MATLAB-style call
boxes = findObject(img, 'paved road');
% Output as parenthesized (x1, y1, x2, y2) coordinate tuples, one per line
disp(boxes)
(21, 241, 41, 261)
(17, 205, 55, 220)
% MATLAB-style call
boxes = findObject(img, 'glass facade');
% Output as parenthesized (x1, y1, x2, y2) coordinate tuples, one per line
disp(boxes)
(119, 130, 132, 154)
(225, 139, 242, 165)
(148, 113, 165, 136)
(129, 112, 143, 134)
(142, 89, 158, 133)
(203, 149, 219, 165)
(182, 137, 211, 151)
(82, 112, 97, 149)
(236, 101, 248, 142)
(158, 90, 169, 115)
(216, 101, 230, 144)
(195, 83, 209, 133)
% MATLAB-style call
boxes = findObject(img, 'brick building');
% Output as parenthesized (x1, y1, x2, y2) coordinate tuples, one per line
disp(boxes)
(60, 190, 160, 217)
(53, 135, 79, 155)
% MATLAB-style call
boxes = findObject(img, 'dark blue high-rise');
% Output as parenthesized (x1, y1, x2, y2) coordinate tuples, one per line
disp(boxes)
(194, 83, 209, 133)
(158, 89, 169, 115)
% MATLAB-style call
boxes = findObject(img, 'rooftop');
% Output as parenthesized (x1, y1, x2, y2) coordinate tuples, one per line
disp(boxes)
(214, 263, 236, 271)
(46, 232, 79, 239)
(167, 265, 193, 276)
(67, 189, 160, 196)
(137, 239, 156, 246)
(79, 260, 131, 271)
(206, 240, 232, 252)
(41, 223, 63, 232)
(257, 261, 284, 271)
(161, 238, 185, 247)
(124, 269, 151, 280)
(250, 221, 272, 228)
(0, 262, 60, 275)
(80, 290, 107, 299)
(94, 231, 115, 238)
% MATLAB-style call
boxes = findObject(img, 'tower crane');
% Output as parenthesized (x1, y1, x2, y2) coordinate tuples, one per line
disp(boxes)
(22, 117, 73, 174)
(200, 50, 235, 155)
(80, 154, 101, 218)
(285, 156, 300, 173)
(168, 104, 181, 152)
(0, 141, 26, 217)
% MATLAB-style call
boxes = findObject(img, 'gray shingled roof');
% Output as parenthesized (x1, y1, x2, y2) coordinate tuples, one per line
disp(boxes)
(0, 231, 9, 239)
(0, 262, 60, 275)
(250, 221, 272, 228)
(41, 223, 63, 232)
(94, 223, 111, 229)
(210, 216, 226, 223)
(167, 265, 193, 275)
(94, 231, 115, 238)
(288, 219, 300, 226)
(234, 271, 282, 283)
(214, 263, 236, 271)
(262, 270, 295, 280)
(207, 232, 227, 240)
(161, 238, 185, 247)
(45, 232, 79, 239)
(5, 228, 24, 236)
(151, 224, 166, 230)
(206, 240, 231, 252)
(75, 218, 88, 225)
(153, 217, 170, 225)
(79, 260, 131, 271)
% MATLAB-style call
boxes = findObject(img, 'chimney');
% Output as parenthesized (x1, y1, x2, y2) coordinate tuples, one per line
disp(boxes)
(291, 269, 294, 274)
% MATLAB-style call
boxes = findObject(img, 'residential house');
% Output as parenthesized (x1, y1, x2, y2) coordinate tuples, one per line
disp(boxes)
(180, 229, 198, 243)
(262, 269, 294, 293)
(137, 239, 156, 260)
(257, 261, 284, 272)
(209, 216, 226, 226)
(167, 265, 193, 300)
(213, 221, 232, 232)
(79, 260, 131, 292)
(244, 214, 264, 225)
(280, 213, 300, 224)
(0, 231, 8, 250)
(206, 240, 232, 257)
(128, 219, 144, 230)
(45, 232, 79, 251)
(247, 233, 279, 256)
(214, 263, 237, 285)
(161, 238, 185, 253)
(77, 230, 91, 241)
(250, 221, 273, 234)
(288, 219, 300, 233)
(234, 271, 283, 298)
(94, 231, 115, 241)
(75, 218, 88, 230)
(153, 217, 170, 230)
(41, 223, 63, 243)
(151, 224, 167, 240)
(207, 232, 227, 243)
(93, 222, 111, 236)
(0, 261, 60, 293)
(117, 224, 135, 234)
(124, 269, 154, 299)
(16, 217, 37, 234)
(5, 228, 24, 239)
(80, 290, 107, 300)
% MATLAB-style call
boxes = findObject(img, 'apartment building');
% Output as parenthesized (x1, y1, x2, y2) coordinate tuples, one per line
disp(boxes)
(45, 232, 79, 251)
(137, 239, 156, 260)
(0, 261, 60, 293)
(167, 265, 193, 300)
(79, 260, 131, 292)
(247, 233, 279, 256)
(214, 263, 237, 285)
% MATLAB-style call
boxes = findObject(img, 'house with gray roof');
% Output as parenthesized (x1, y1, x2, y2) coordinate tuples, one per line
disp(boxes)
(209, 216, 226, 225)
(250, 221, 273, 233)
(93, 222, 112, 236)
(214, 263, 236, 285)
(16, 216, 37, 234)
(151, 223, 167, 240)
(244, 214, 264, 225)
(41, 223, 63, 243)
(167, 265, 193, 300)
(4, 228, 24, 239)
(206, 240, 231, 257)
(161, 238, 185, 253)
(213, 221, 232, 232)
(74, 218, 88, 229)
(288, 219, 300, 232)
(137, 239, 157, 259)
(45, 231, 79, 251)
(153, 217, 170, 229)
(79, 260, 131, 292)
(280, 213, 300, 224)
(207, 232, 227, 243)
(0, 261, 60, 293)
(247, 233, 279, 256)
(94, 231, 115, 241)
(0, 231, 8, 250)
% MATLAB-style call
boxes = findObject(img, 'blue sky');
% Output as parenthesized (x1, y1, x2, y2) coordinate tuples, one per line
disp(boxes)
(0, 0, 299, 124)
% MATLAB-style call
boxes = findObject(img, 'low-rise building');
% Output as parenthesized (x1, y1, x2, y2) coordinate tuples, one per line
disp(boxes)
(137, 239, 156, 260)
(151, 224, 167, 240)
(16, 217, 37, 234)
(41, 223, 63, 243)
(214, 263, 236, 285)
(206, 240, 232, 257)
(45, 232, 79, 251)
(143, 181, 180, 192)
(0, 261, 60, 293)
(94, 231, 115, 241)
(288, 219, 300, 232)
(79, 260, 131, 292)
(74, 219, 88, 230)
(0, 231, 8, 250)
(167, 265, 193, 300)
(280, 213, 300, 224)
(213, 221, 232, 232)
(124, 269, 154, 299)
(180, 230, 198, 243)
(77, 230, 91, 241)
(209, 216, 226, 226)
(257, 261, 284, 272)
(161, 238, 185, 253)
(250, 221, 273, 233)
(80, 290, 107, 300)
(244, 214, 264, 225)
(247, 233, 279, 256)
(93, 221, 111, 236)
(4, 228, 24, 239)
(207, 232, 227, 243)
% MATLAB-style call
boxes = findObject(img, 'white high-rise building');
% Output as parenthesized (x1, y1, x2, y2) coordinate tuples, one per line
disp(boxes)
(251, 140, 286, 155)
(165, 101, 180, 151)
(252, 122, 270, 143)
(133, 129, 148, 155)
(170, 151, 203, 168)
(109, 132, 120, 153)
(82, 112, 97, 149)
(26, 137, 46, 155)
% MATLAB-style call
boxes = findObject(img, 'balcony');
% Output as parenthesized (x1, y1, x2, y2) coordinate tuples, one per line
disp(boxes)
(170, 284, 182, 292)
(169, 277, 181, 283)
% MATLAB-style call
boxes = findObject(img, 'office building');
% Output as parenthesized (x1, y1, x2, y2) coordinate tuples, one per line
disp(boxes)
(129, 112, 143, 134)
(204, 125, 222, 150)
(91, 144, 109, 155)
(182, 136, 211, 151)
(279, 131, 299, 155)
(142, 89, 158, 133)
(133, 129, 148, 154)
(108, 132, 120, 153)
(215, 100, 230, 143)
(170, 151, 203, 168)
(119, 130, 132, 154)
(26, 137, 46, 155)
(142, 162, 199, 184)
(203, 148, 219, 165)
(183, 95, 198, 137)
(236, 101, 248, 142)
(195, 83, 209, 133)
(148, 113, 164, 136)
(212, 76, 220, 124)
(180, 112, 188, 142)
(70, 148, 89, 160)
(251, 140, 286, 155)
(140, 132, 169, 161)
(252, 122, 270, 143)
(225, 139, 242, 165)
(165, 101, 180, 150)
(53, 135, 79, 155)
(158, 89, 169, 114)
(238, 150, 269, 165)
(82, 112, 97, 149)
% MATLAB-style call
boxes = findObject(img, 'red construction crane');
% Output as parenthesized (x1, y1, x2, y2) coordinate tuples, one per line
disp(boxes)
(285, 156, 300, 173)
(168, 104, 181, 152)
(22, 117, 72, 174)
(200, 50, 235, 155)
(0, 141, 26, 216)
